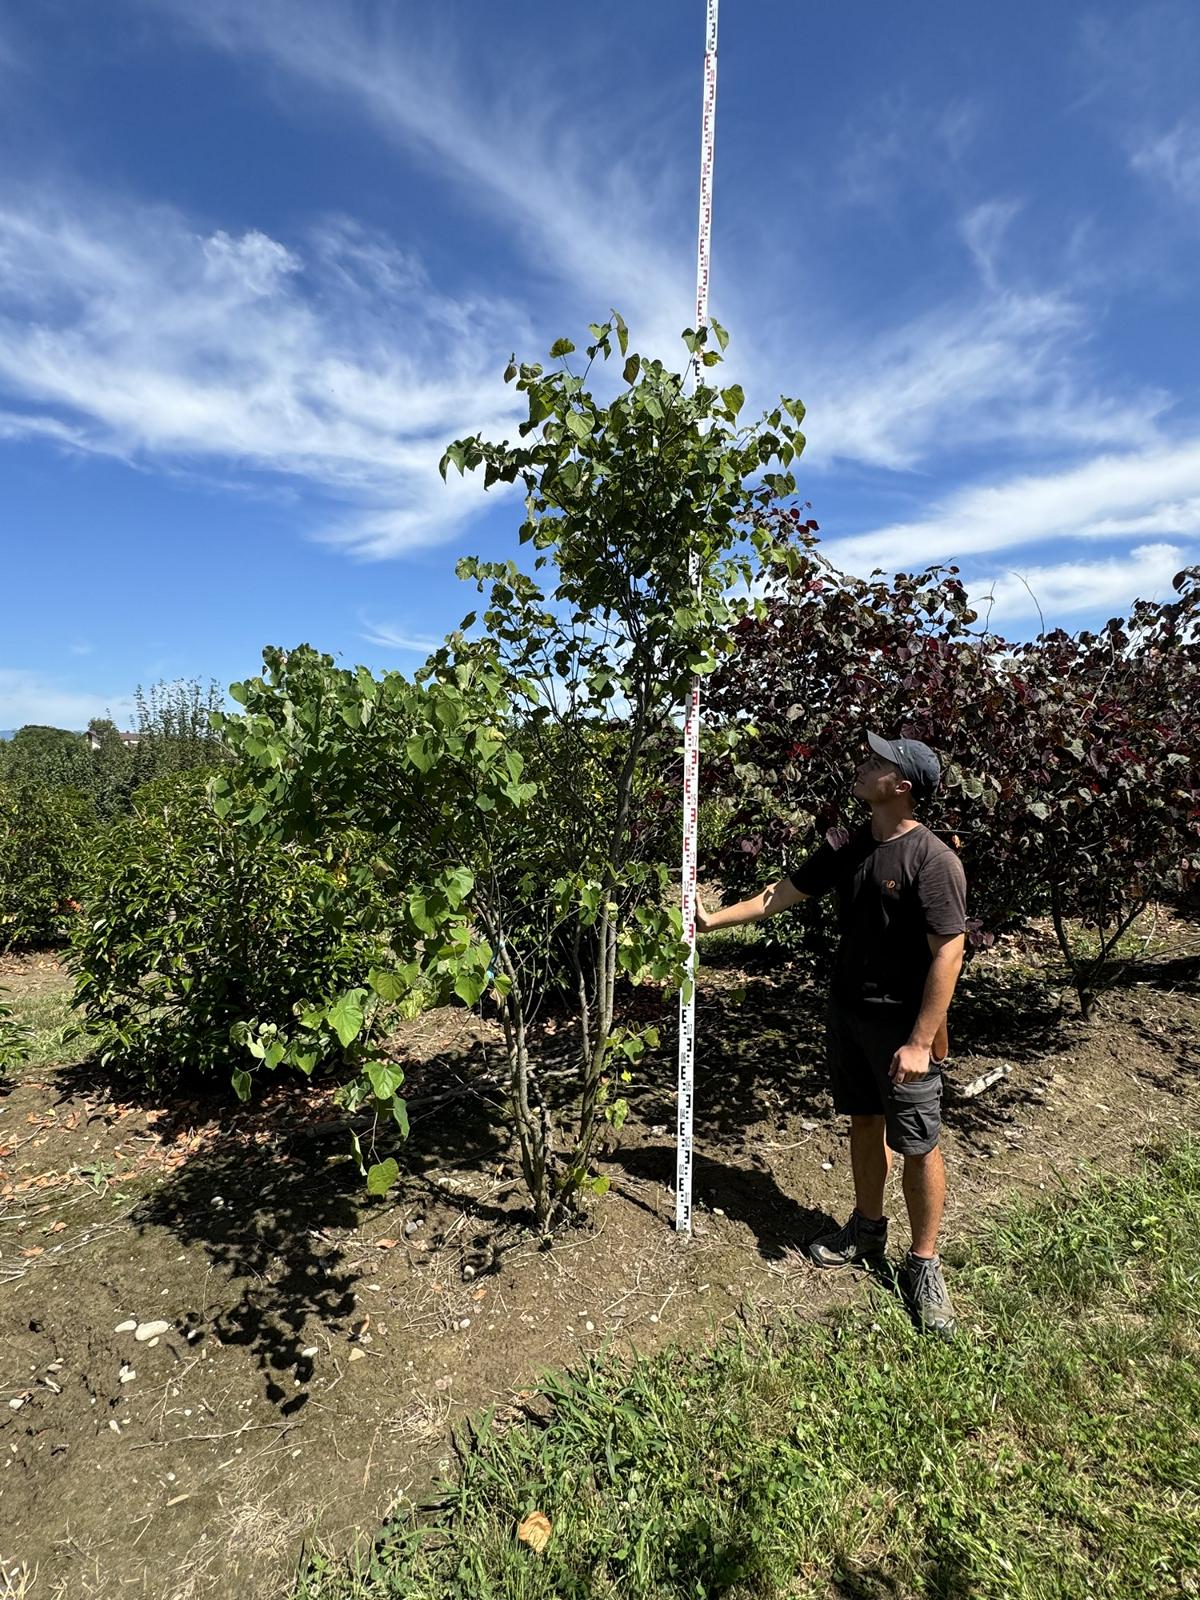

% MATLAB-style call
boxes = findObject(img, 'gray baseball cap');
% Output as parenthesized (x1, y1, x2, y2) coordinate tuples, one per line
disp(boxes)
(867, 731, 941, 799)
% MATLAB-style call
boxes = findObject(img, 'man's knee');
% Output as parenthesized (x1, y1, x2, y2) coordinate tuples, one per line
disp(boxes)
(901, 1141, 943, 1166)
(850, 1113, 886, 1133)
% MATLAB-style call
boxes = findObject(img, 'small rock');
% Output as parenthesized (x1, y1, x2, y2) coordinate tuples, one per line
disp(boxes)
(649, 1314, 659, 1324)
(211, 1196, 225, 1210)
(462, 1264, 476, 1281)
(134, 1321, 170, 1342)
(712, 1207, 725, 1217)
(119, 1365, 136, 1384)
(114, 1319, 137, 1334)
(800, 1120, 819, 1131)
(404, 1218, 424, 1237)
(148, 1337, 160, 1348)
(8, 1397, 25, 1411)
(301, 1346, 318, 1359)
(585, 1320, 595, 1332)
(458, 1318, 471, 1331)
(348, 1347, 366, 1363)
(821, 1161, 834, 1171)
(108, 1419, 121, 1434)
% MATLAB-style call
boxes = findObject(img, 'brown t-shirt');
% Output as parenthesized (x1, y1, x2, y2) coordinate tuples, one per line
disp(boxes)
(788, 824, 967, 1020)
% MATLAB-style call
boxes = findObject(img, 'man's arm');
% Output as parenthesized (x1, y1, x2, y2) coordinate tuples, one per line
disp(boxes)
(696, 877, 807, 933)
(889, 932, 966, 1084)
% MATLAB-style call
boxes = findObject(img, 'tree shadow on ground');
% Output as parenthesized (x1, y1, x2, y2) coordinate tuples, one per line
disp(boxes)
(126, 1063, 529, 1415)
(42, 946, 1194, 1415)
(619, 971, 829, 1159)
(947, 962, 1067, 1062)
(132, 1133, 364, 1416)
(617, 955, 1083, 1161)
(1107, 950, 1200, 995)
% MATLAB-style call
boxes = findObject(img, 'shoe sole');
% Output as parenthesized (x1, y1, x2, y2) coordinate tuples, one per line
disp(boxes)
(808, 1245, 887, 1270)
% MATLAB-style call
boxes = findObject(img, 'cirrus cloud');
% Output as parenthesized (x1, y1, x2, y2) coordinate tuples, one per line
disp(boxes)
(0, 196, 527, 557)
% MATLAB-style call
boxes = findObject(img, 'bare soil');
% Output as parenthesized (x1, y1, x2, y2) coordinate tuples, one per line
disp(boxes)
(2, 928, 1198, 1599)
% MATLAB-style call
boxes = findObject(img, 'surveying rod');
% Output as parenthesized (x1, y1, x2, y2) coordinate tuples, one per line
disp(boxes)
(675, 0, 719, 1234)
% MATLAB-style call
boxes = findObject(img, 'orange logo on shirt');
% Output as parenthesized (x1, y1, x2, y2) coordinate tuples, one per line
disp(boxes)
(885, 880, 897, 890)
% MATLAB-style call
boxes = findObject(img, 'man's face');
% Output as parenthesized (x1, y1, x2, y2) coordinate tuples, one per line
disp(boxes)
(852, 751, 907, 805)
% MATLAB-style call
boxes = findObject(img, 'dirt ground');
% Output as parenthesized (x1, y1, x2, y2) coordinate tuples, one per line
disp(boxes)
(2, 927, 1198, 1599)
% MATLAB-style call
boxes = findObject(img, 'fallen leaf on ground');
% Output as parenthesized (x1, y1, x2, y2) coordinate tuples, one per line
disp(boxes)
(376, 1238, 398, 1249)
(517, 1512, 552, 1553)
(20, 1247, 43, 1258)
(47, 1221, 66, 1234)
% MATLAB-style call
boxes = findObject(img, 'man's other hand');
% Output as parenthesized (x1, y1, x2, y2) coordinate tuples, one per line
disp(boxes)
(695, 894, 714, 935)
(889, 1043, 931, 1084)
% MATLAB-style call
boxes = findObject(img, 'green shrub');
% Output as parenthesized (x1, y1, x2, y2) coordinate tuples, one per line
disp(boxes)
(0, 779, 95, 950)
(69, 771, 393, 1089)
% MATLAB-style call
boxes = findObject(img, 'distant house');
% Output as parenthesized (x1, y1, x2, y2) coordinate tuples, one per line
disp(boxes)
(84, 729, 141, 751)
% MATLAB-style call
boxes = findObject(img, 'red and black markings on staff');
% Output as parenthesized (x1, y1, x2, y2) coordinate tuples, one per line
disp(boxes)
(676, 0, 718, 1236)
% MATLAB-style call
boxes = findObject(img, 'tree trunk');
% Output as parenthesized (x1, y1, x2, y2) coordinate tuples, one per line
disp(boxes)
(496, 952, 551, 1231)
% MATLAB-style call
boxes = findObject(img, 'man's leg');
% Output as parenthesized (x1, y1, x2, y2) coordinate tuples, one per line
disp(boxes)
(849, 1114, 890, 1222)
(810, 1009, 892, 1268)
(898, 1141, 955, 1338)
(901, 1143, 945, 1258)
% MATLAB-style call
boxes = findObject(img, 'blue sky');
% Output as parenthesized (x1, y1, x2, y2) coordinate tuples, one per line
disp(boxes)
(2, 0, 1198, 729)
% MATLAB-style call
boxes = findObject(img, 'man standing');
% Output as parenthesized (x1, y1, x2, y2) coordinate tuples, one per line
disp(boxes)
(696, 733, 966, 1338)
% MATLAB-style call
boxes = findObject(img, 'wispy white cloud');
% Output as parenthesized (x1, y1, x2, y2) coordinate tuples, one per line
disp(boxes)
(180, 0, 1112, 483)
(1087, 497, 1200, 539)
(823, 437, 1200, 574)
(2, 1, 1188, 590)
(146, 0, 696, 361)
(1131, 119, 1200, 206)
(0, 669, 134, 730)
(960, 199, 1023, 292)
(0, 197, 528, 557)
(799, 284, 1169, 473)
(975, 541, 1188, 626)
(358, 618, 442, 654)
(831, 95, 981, 210)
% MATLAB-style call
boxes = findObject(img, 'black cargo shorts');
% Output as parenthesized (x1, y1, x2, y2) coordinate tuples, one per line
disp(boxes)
(825, 1002, 942, 1155)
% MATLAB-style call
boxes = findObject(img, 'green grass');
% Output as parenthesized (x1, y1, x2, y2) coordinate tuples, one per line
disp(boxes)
(0, 983, 81, 1069)
(695, 921, 763, 963)
(297, 1143, 1200, 1600)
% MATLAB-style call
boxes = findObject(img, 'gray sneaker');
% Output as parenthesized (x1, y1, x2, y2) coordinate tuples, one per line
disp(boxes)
(809, 1210, 889, 1269)
(902, 1252, 956, 1340)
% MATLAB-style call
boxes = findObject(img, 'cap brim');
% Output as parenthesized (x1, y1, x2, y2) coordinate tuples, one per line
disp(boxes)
(867, 731, 899, 764)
